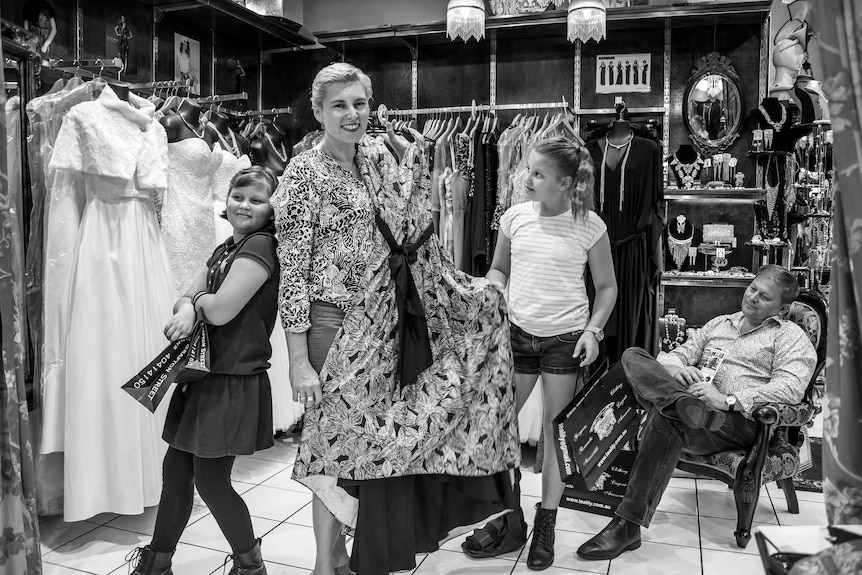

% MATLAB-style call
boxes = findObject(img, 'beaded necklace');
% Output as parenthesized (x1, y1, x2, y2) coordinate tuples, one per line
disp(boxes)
(667, 223, 694, 270)
(265, 133, 288, 163)
(758, 104, 787, 132)
(663, 312, 685, 350)
(765, 154, 779, 219)
(599, 133, 634, 212)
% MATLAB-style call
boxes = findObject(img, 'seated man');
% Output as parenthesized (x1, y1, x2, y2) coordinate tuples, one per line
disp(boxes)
(577, 265, 816, 560)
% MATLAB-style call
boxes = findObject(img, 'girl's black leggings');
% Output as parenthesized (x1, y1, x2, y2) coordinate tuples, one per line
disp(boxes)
(150, 446, 255, 554)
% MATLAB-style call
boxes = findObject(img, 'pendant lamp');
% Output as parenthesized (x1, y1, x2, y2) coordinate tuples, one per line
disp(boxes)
(567, 0, 607, 44)
(447, 0, 486, 42)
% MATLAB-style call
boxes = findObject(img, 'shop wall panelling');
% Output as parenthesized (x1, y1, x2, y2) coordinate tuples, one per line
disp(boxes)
(78, 0, 153, 82)
(579, 25, 665, 111)
(213, 34, 259, 108)
(155, 13, 214, 97)
(495, 30, 574, 127)
(1, 0, 77, 61)
(417, 40, 490, 109)
(261, 47, 339, 146)
(669, 21, 762, 187)
(343, 46, 413, 114)
(663, 284, 747, 328)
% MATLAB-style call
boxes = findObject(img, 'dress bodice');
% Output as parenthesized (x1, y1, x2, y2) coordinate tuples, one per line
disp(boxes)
(162, 138, 223, 294)
(212, 146, 252, 203)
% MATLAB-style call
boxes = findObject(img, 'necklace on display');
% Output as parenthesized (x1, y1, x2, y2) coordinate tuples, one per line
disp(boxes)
(671, 155, 704, 189)
(599, 134, 634, 212)
(217, 129, 239, 156)
(667, 224, 695, 270)
(758, 104, 787, 132)
(180, 113, 206, 139)
(663, 311, 685, 350)
(265, 133, 288, 163)
(765, 155, 779, 219)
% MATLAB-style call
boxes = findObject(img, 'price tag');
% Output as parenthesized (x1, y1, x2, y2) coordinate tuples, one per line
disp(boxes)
(716, 247, 726, 259)
(688, 247, 698, 260)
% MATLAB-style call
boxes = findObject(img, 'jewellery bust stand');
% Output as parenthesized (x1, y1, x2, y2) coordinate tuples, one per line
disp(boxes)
(668, 145, 704, 189)
(658, 308, 687, 352)
(666, 214, 696, 271)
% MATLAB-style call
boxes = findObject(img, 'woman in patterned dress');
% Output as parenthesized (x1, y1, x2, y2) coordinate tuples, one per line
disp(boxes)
(272, 63, 520, 575)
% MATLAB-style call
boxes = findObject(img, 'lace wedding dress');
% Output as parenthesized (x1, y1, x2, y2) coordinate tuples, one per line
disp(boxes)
(48, 86, 175, 521)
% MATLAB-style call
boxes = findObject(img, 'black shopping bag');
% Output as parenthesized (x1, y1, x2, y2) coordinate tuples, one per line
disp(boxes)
(552, 360, 640, 490)
(560, 450, 636, 517)
(121, 323, 209, 412)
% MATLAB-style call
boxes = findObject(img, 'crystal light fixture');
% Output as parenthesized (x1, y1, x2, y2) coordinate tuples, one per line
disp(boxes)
(567, 0, 607, 44)
(447, 0, 486, 42)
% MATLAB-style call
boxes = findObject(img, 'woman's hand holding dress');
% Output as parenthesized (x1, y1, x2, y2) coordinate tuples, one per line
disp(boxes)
(290, 359, 323, 405)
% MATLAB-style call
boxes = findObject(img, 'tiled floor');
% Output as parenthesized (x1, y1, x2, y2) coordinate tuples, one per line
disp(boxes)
(39, 437, 828, 575)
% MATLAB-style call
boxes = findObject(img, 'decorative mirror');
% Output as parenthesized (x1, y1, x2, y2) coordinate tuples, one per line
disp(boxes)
(683, 52, 744, 157)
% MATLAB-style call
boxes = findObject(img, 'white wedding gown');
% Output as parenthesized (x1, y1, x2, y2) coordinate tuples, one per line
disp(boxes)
(162, 137, 223, 295)
(48, 87, 175, 521)
(211, 146, 303, 432)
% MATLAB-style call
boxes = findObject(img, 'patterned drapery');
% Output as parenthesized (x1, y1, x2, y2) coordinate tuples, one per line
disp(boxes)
(0, 31, 42, 572)
(815, 0, 862, 525)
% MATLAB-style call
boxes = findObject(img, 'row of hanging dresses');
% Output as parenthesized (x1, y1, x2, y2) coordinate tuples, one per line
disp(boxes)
(586, 132, 663, 364)
(286, 134, 520, 575)
(45, 85, 176, 521)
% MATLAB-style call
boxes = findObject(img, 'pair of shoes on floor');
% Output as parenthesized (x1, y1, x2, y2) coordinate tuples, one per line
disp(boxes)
(577, 516, 642, 560)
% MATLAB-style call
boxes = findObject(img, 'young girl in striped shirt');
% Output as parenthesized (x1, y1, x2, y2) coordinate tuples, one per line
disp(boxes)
(463, 136, 617, 570)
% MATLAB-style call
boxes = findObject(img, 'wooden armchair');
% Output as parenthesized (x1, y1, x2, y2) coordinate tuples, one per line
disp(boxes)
(676, 289, 828, 549)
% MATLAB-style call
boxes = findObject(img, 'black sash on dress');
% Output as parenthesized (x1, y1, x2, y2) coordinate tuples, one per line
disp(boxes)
(374, 211, 435, 389)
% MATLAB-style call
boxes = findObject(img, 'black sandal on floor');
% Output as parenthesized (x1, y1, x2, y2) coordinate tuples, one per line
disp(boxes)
(461, 511, 527, 558)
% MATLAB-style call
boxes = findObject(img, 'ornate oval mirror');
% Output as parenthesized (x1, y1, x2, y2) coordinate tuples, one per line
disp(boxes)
(683, 53, 744, 157)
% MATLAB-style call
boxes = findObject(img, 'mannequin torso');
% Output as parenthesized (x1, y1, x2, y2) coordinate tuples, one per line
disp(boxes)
(160, 99, 217, 147)
(249, 123, 289, 176)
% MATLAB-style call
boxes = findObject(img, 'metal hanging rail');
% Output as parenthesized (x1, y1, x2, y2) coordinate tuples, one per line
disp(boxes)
(384, 100, 570, 117)
(221, 106, 293, 117)
(126, 79, 192, 91)
(196, 92, 249, 105)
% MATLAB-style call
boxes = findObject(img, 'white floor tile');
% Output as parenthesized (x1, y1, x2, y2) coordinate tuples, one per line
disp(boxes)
(607, 541, 701, 575)
(667, 477, 697, 490)
(696, 490, 778, 523)
(641, 512, 700, 549)
(257, 522, 317, 569)
(284, 502, 313, 527)
(86, 512, 120, 525)
(413, 549, 514, 575)
(103, 504, 211, 537)
(41, 525, 150, 574)
(231, 457, 291, 484)
(556, 508, 617, 536)
(260, 467, 313, 494)
(520, 470, 543, 498)
(766, 482, 825, 504)
(242, 485, 312, 522)
(655, 487, 699, 516)
(538, 529, 611, 574)
(39, 516, 101, 555)
(41, 562, 94, 575)
(248, 439, 301, 464)
(511, 564, 605, 575)
(696, 478, 736, 493)
(775, 499, 828, 526)
(698, 515, 769, 554)
(107, 542, 229, 574)
(701, 548, 765, 575)
(521, 495, 541, 526)
(179, 515, 281, 553)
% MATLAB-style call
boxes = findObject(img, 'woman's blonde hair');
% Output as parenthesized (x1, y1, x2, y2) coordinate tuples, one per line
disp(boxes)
(310, 62, 373, 111)
(531, 136, 595, 220)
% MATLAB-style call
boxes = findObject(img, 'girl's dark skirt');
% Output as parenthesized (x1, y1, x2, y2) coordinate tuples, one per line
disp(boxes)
(163, 372, 274, 458)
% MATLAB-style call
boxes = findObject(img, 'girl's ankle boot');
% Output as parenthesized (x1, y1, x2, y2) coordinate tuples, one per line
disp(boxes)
(527, 504, 557, 571)
(127, 546, 173, 575)
(227, 538, 268, 575)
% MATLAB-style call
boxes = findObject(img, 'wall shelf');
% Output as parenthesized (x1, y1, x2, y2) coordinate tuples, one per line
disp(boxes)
(313, 1, 771, 46)
(662, 274, 755, 288)
(153, 0, 315, 49)
(665, 188, 766, 203)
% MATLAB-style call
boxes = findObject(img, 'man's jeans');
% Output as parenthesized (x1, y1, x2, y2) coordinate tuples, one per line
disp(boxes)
(614, 347, 759, 527)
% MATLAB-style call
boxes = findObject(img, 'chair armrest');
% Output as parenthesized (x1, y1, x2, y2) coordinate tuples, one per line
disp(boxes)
(754, 403, 816, 427)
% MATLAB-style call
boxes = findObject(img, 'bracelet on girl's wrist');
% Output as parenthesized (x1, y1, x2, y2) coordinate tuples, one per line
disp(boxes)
(191, 291, 208, 310)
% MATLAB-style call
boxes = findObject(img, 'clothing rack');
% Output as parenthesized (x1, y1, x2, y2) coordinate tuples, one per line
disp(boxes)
(383, 99, 571, 117)
(222, 106, 292, 117)
(196, 92, 248, 105)
(126, 80, 192, 91)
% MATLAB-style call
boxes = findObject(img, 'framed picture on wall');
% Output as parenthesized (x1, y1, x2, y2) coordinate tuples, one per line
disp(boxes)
(174, 33, 201, 95)
(596, 53, 651, 94)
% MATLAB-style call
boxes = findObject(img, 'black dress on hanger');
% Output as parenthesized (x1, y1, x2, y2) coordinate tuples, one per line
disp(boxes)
(586, 133, 664, 364)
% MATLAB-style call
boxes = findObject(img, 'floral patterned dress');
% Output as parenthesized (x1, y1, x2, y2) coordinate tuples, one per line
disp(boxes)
(274, 135, 520, 575)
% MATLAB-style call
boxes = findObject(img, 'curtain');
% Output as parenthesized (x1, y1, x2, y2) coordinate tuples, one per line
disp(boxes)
(815, 0, 862, 525)
(0, 38, 42, 571)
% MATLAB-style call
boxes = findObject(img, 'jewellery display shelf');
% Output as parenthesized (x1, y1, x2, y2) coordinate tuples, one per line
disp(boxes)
(661, 187, 763, 328)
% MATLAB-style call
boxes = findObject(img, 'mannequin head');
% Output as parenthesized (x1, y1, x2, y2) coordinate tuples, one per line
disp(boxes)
(771, 38, 806, 95)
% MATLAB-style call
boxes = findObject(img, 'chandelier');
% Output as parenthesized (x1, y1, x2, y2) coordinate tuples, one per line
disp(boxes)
(567, 0, 607, 44)
(447, 0, 486, 42)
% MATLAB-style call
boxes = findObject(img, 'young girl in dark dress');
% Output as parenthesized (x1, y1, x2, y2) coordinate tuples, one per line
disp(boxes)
(127, 166, 280, 575)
